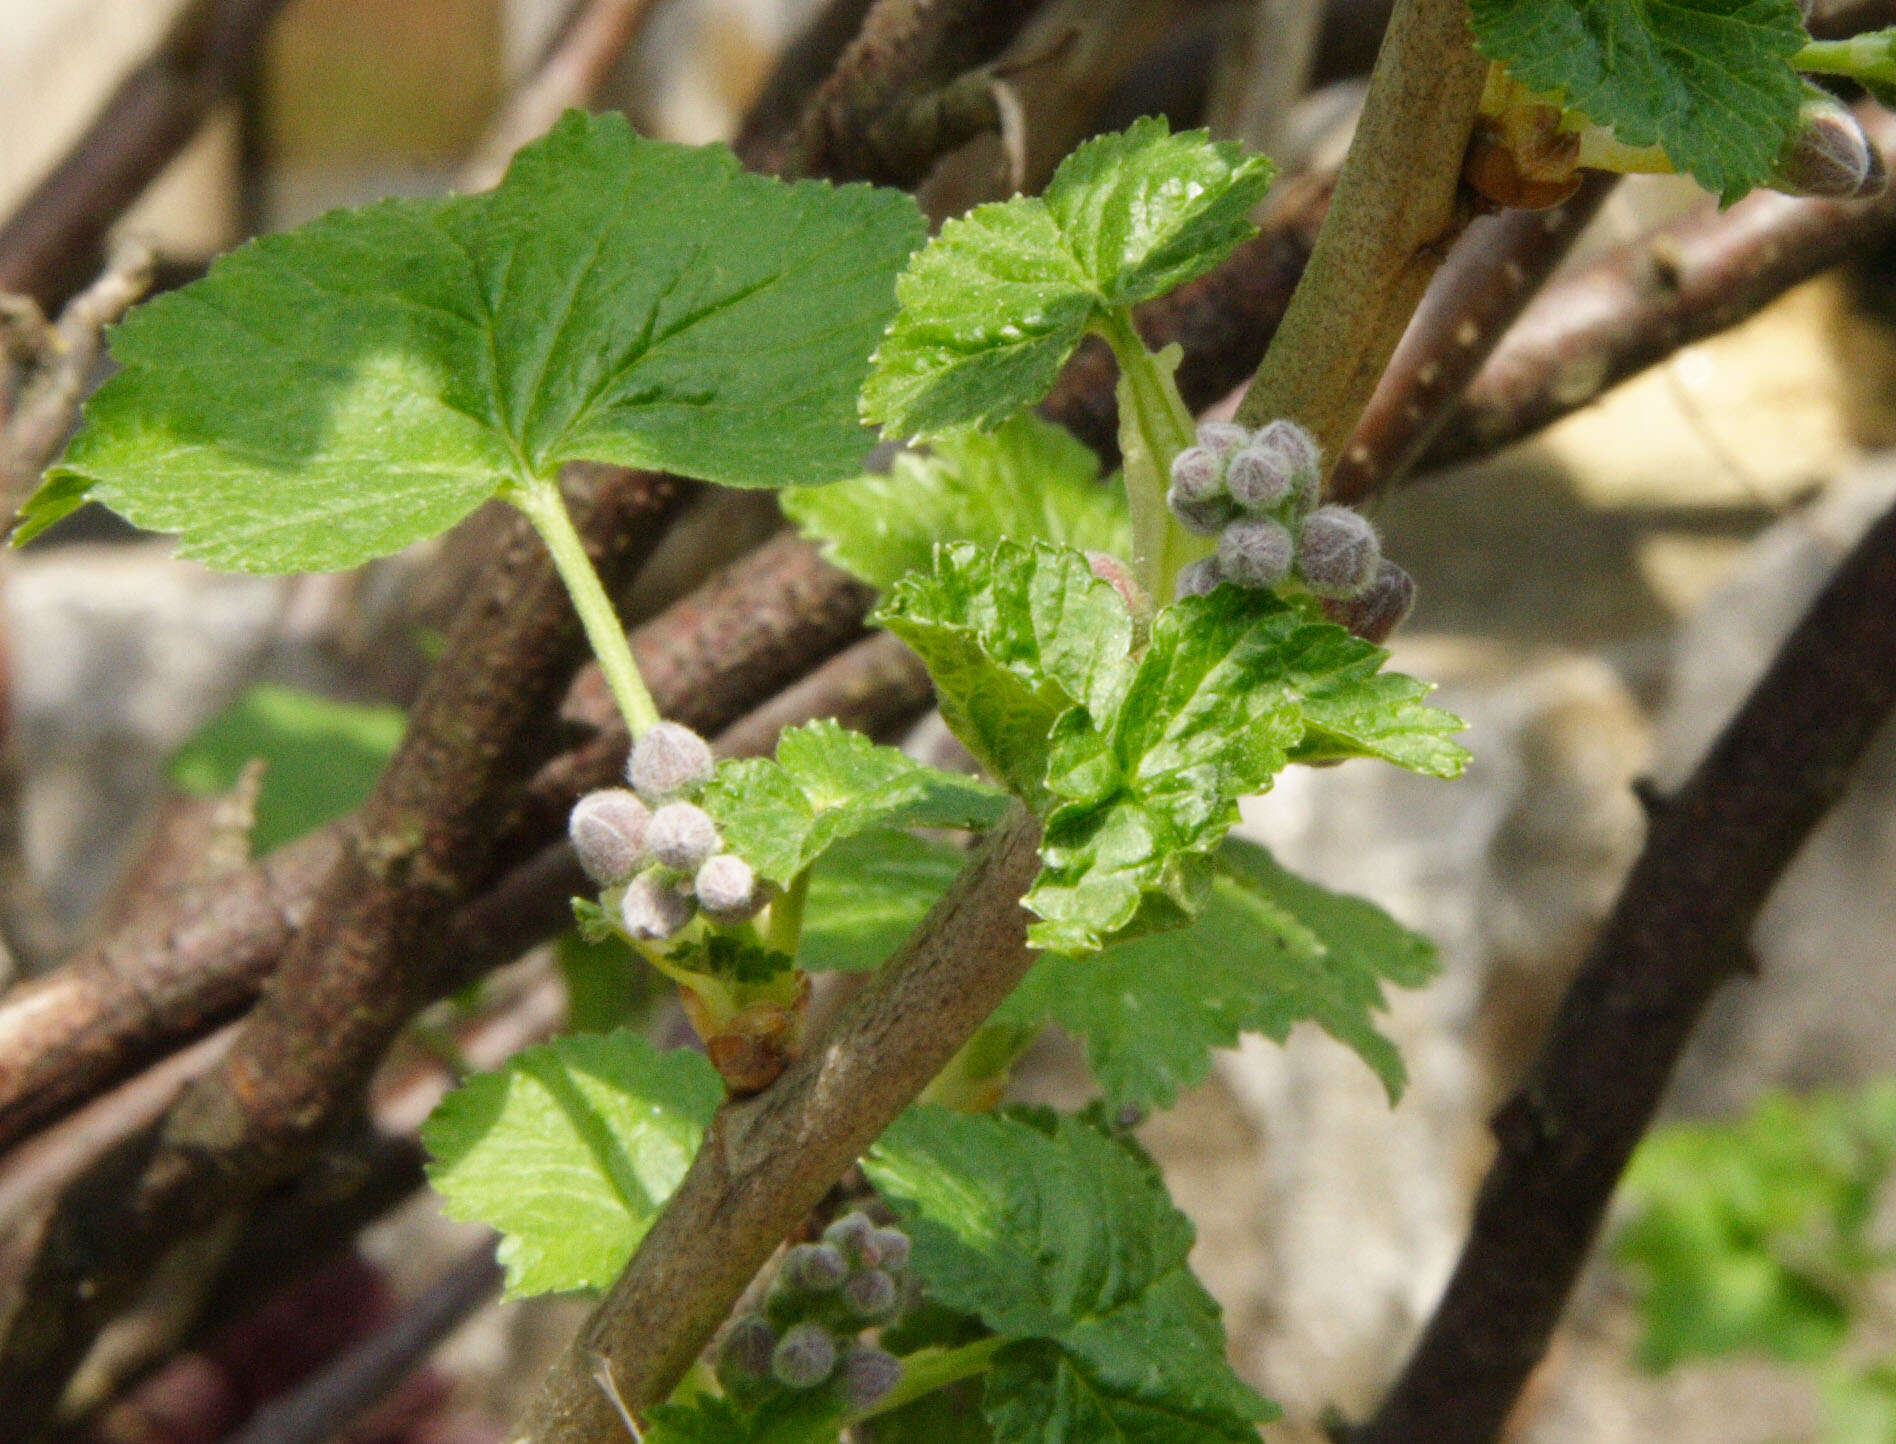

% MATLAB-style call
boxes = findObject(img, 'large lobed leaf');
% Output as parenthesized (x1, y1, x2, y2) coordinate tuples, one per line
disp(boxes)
(421, 1031, 720, 1297)
(866, 1107, 1276, 1443)
(781, 415, 1129, 592)
(24, 111, 923, 571)
(700, 720, 1008, 888)
(797, 830, 972, 973)
(1470, 0, 1808, 202)
(861, 118, 1272, 439)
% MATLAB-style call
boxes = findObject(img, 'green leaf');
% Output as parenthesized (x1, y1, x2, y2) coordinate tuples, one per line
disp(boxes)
(1001, 838, 1435, 1107)
(865, 1107, 1275, 1442)
(1470, 0, 1808, 202)
(647, 1393, 843, 1444)
(1027, 588, 1465, 952)
(782, 415, 1129, 591)
(1616, 1082, 1896, 1372)
(701, 721, 1007, 888)
(798, 830, 970, 973)
(862, 118, 1271, 438)
(168, 684, 403, 852)
(556, 929, 663, 1034)
(26, 111, 924, 569)
(421, 1031, 720, 1297)
(873, 541, 1137, 799)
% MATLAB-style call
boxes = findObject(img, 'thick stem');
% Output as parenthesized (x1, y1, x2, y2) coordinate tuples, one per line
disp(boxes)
(1234, 0, 1487, 475)
(512, 475, 661, 738)
(765, 868, 812, 956)
(1097, 310, 1199, 598)
(1796, 30, 1896, 82)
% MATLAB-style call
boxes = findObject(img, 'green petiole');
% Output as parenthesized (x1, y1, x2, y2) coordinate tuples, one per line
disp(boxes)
(509, 472, 662, 739)
(846, 1335, 1009, 1423)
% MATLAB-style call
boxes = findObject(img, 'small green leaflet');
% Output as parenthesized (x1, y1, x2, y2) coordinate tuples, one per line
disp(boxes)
(781, 415, 1129, 591)
(1025, 585, 1465, 953)
(169, 683, 403, 853)
(23, 112, 923, 570)
(1001, 839, 1435, 1107)
(1617, 1082, 1896, 1372)
(798, 830, 971, 973)
(873, 540, 1136, 800)
(700, 720, 1007, 888)
(421, 1031, 720, 1298)
(1470, 0, 1808, 203)
(865, 1107, 1276, 1443)
(862, 118, 1272, 438)
(878, 543, 1465, 953)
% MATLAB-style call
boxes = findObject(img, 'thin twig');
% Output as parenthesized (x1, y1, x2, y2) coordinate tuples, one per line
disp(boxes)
(513, 804, 1044, 1441)
(1233, 0, 1487, 465)
(0, 0, 291, 310)
(460, 0, 671, 193)
(1416, 106, 1896, 479)
(225, 1247, 501, 1444)
(1328, 173, 1618, 503)
(1357, 494, 1896, 1444)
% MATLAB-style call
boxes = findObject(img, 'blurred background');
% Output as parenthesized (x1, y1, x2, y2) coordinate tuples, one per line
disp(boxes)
(3, 1, 1896, 1441)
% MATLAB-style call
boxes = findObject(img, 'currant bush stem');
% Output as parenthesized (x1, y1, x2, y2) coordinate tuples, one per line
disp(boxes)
(765, 867, 811, 957)
(1096, 307, 1200, 599)
(511, 472, 663, 739)
(1795, 31, 1896, 85)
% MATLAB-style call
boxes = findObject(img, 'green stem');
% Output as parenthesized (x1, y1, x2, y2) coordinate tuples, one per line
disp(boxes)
(1795, 32, 1896, 84)
(921, 1020, 1041, 1112)
(510, 474, 661, 738)
(848, 1336, 1009, 1423)
(765, 867, 811, 956)
(1095, 308, 1204, 602)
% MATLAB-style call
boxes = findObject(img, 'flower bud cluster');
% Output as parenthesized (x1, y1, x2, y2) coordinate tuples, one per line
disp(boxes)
(714, 1211, 912, 1411)
(566, 721, 765, 941)
(1167, 418, 1416, 643)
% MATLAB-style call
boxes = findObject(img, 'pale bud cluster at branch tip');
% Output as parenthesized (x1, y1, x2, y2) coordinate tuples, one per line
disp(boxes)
(565, 721, 764, 945)
(1167, 418, 1416, 643)
(714, 1211, 912, 1411)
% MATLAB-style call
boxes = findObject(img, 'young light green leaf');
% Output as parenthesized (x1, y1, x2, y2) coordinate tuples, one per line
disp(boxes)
(700, 721, 1007, 888)
(781, 415, 1129, 591)
(1470, 0, 1808, 202)
(1002, 837, 1435, 1107)
(873, 541, 1136, 799)
(1286, 639, 1468, 780)
(865, 1107, 1276, 1442)
(168, 684, 404, 853)
(25, 111, 923, 570)
(862, 118, 1272, 438)
(798, 830, 970, 973)
(421, 1031, 720, 1298)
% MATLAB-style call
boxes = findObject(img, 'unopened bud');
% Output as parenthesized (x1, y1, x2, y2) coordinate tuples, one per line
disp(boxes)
(648, 802, 721, 872)
(568, 788, 650, 886)
(840, 1346, 904, 1411)
(1174, 556, 1223, 600)
(783, 1241, 849, 1293)
(1295, 506, 1381, 598)
(843, 1268, 900, 1322)
(1218, 517, 1294, 589)
(1771, 89, 1878, 198)
(1251, 420, 1323, 513)
(1225, 442, 1295, 514)
(1169, 489, 1238, 535)
(823, 1211, 877, 1264)
(772, 1322, 838, 1389)
(1168, 445, 1225, 502)
(863, 1226, 911, 1273)
(716, 1313, 777, 1389)
(695, 853, 762, 923)
(621, 872, 695, 941)
(627, 722, 715, 802)
(1320, 558, 1416, 643)
(1194, 420, 1250, 457)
